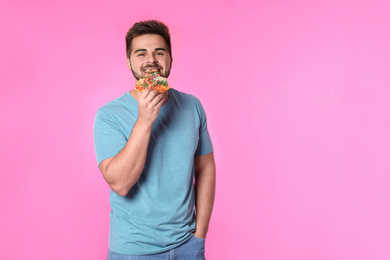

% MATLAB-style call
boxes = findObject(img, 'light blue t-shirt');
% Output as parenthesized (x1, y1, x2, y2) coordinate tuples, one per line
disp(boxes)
(93, 88, 213, 255)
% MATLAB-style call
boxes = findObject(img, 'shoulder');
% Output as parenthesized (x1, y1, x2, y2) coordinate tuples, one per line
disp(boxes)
(169, 89, 207, 121)
(170, 88, 202, 106)
(96, 92, 134, 119)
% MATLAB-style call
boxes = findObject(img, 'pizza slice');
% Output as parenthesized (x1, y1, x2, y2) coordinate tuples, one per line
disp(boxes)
(135, 69, 170, 93)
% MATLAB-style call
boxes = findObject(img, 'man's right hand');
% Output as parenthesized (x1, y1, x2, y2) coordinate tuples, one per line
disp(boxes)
(137, 88, 166, 124)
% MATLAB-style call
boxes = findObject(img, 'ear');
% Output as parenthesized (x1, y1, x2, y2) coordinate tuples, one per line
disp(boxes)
(126, 58, 131, 70)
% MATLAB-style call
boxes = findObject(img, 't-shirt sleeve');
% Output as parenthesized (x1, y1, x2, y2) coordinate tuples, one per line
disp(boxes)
(93, 108, 128, 165)
(194, 99, 213, 156)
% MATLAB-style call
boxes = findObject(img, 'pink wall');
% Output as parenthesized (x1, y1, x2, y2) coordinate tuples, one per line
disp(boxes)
(1, 0, 389, 259)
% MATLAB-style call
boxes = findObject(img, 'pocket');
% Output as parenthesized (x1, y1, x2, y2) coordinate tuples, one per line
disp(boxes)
(192, 235, 206, 242)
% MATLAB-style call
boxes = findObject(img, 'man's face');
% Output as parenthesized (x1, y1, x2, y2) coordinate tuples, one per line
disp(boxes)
(127, 34, 172, 80)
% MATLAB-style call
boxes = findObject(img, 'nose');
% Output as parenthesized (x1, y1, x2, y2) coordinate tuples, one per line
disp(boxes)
(146, 53, 158, 64)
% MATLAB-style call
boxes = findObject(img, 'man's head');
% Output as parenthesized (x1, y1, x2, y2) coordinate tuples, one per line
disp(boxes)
(126, 20, 172, 80)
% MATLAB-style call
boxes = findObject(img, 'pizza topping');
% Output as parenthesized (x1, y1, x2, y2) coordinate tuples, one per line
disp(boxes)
(135, 69, 170, 93)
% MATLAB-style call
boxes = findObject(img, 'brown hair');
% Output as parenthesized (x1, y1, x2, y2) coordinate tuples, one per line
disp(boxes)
(125, 20, 172, 60)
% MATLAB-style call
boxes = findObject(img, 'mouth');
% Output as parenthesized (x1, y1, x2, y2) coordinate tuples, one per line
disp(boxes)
(142, 67, 161, 75)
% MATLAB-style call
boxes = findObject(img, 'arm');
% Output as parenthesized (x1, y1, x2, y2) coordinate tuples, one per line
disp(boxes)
(98, 89, 166, 196)
(193, 152, 216, 239)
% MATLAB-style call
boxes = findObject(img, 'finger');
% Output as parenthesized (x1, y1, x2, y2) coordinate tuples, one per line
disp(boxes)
(140, 87, 152, 99)
(150, 92, 165, 107)
(145, 89, 161, 102)
(156, 93, 168, 108)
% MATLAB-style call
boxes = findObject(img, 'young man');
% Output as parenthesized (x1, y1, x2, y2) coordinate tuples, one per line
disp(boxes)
(93, 20, 216, 259)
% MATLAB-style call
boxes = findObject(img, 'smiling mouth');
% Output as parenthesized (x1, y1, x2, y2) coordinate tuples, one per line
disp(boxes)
(142, 67, 160, 75)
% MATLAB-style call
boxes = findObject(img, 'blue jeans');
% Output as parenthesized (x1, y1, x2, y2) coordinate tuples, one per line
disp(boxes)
(107, 236, 206, 260)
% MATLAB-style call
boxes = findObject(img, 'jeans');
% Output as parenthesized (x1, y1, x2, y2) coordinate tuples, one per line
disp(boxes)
(107, 236, 206, 260)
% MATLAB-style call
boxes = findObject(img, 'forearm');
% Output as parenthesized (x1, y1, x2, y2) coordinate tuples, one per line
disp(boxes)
(104, 120, 153, 196)
(194, 155, 216, 237)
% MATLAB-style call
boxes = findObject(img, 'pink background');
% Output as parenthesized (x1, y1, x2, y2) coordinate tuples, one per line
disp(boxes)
(1, 0, 390, 259)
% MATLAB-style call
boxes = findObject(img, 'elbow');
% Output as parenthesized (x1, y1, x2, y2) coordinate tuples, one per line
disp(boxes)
(110, 181, 137, 197)
(101, 164, 139, 196)
(110, 183, 131, 197)
(114, 188, 129, 197)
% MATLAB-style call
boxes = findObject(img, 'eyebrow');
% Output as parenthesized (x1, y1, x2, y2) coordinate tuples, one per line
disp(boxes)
(134, 49, 147, 54)
(134, 48, 167, 53)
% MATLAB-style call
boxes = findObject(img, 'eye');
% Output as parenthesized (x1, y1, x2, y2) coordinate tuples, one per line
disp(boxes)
(137, 53, 145, 57)
(156, 52, 164, 56)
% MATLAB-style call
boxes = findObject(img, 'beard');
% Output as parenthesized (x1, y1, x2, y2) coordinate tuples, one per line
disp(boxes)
(131, 63, 171, 80)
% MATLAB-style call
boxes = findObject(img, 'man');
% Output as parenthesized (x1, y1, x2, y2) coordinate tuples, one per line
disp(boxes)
(93, 20, 216, 259)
